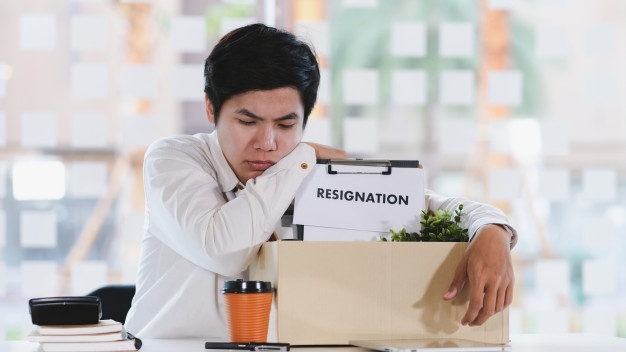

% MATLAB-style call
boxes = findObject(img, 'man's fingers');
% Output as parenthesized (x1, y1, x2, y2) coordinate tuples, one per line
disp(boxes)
(495, 285, 506, 313)
(461, 283, 485, 325)
(461, 295, 483, 325)
(467, 283, 497, 326)
(469, 277, 514, 326)
(495, 275, 514, 316)
(504, 280, 514, 308)
(443, 258, 468, 301)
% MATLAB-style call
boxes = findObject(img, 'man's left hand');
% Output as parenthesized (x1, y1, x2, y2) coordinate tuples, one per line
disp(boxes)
(442, 224, 514, 326)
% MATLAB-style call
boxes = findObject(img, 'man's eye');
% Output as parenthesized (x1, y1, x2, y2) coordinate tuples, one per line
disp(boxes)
(279, 124, 296, 129)
(238, 119, 255, 126)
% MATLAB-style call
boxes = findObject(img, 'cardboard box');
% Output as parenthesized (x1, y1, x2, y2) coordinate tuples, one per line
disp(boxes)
(250, 241, 508, 345)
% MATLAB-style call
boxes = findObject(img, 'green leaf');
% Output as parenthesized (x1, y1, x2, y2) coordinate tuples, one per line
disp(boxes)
(388, 204, 469, 242)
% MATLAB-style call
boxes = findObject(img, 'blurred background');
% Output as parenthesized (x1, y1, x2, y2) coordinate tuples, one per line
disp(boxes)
(0, 0, 625, 340)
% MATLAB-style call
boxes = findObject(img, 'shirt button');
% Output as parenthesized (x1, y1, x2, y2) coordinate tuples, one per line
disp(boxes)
(301, 163, 308, 169)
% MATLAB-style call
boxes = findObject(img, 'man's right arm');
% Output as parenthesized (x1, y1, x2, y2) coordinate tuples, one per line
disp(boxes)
(303, 142, 349, 159)
(143, 138, 316, 277)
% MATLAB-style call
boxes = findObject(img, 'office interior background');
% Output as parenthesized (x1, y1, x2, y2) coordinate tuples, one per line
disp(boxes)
(0, 0, 625, 340)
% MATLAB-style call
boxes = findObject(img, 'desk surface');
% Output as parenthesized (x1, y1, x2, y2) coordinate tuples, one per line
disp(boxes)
(3, 334, 626, 352)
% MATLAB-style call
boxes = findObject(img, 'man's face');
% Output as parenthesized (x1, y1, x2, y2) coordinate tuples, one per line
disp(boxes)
(206, 87, 305, 184)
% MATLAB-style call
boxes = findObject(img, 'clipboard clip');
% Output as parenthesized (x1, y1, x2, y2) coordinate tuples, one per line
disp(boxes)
(327, 159, 392, 175)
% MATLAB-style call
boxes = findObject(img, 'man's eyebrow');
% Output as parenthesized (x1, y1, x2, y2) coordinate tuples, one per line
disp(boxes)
(236, 108, 298, 121)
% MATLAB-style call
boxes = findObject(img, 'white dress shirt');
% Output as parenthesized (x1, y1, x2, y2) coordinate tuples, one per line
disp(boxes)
(124, 131, 517, 339)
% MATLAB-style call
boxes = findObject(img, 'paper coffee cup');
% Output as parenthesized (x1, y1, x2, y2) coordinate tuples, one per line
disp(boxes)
(222, 280, 273, 342)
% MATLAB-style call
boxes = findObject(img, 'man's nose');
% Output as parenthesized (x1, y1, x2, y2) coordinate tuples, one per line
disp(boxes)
(255, 126, 277, 151)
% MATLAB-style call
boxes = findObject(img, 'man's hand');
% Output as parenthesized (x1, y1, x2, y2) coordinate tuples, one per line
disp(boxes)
(304, 142, 349, 160)
(442, 224, 514, 326)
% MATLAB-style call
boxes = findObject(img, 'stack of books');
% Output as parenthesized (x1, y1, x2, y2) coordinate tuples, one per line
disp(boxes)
(27, 319, 142, 352)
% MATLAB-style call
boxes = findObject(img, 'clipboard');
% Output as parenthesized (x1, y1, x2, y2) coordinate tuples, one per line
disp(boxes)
(293, 159, 425, 241)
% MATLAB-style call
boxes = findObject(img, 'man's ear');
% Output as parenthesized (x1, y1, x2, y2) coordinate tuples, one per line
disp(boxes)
(205, 94, 216, 124)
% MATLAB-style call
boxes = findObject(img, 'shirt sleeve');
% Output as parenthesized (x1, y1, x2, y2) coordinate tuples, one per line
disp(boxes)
(424, 189, 518, 248)
(143, 140, 316, 277)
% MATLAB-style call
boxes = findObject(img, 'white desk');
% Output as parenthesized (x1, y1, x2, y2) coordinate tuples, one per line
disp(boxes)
(3, 334, 626, 351)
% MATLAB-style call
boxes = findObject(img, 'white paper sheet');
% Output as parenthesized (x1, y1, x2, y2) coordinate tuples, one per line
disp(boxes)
(0, 79, 6, 98)
(170, 16, 206, 53)
(540, 120, 569, 155)
(488, 0, 521, 10)
(439, 22, 475, 58)
(21, 261, 58, 298)
(20, 112, 57, 148)
(582, 259, 616, 296)
(20, 211, 57, 248)
(582, 309, 617, 335)
(20, 14, 56, 51)
(487, 70, 523, 106)
(585, 24, 616, 57)
(487, 120, 510, 153)
(220, 17, 256, 36)
(294, 161, 424, 235)
(172, 64, 204, 101)
(303, 117, 332, 146)
(317, 69, 330, 105)
(0, 161, 6, 198)
(390, 21, 426, 58)
(120, 115, 157, 148)
(0, 263, 5, 297)
(537, 168, 570, 201)
(0, 212, 5, 248)
(301, 226, 386, 242)
(488, 167, 521, 201)
(582, 216, 616, 251)
(342, 69, 379, 105)
(391, 69, 426, 106)
(488, 70, 523, 106)
(70, 15, 107, 52)
(120, 65, 157, 99)
(343, 117, 379, 155)
(535, 25, 568, 59)
(71, 63, 108, 100)
(581, 168, 617, 201)
(69, 162, 108, 198)
(440, 70, 475, 106)
(71, 112, 109, 148)
(0, 111, 6, 147)
(295, 21, 329, 56)
(534, 309, 570, 333)
(535, 259, 570, 296)
(71, 261, 108, 295)
(342, 0, 378, 8)
(584, 73, 617, 107)
(439, 117, 476, 155)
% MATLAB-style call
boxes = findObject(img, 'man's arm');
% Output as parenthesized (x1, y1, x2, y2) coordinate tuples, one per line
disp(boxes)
(442, 224, 514, 326)
(425, 190, 517, 326)
(303, 142, 349, 159)
(425, 190, 518, 247)
(144, 138, 317, 276)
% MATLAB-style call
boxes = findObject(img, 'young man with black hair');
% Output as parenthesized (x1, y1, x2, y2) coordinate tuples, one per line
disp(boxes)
(124, 23, 517, 339)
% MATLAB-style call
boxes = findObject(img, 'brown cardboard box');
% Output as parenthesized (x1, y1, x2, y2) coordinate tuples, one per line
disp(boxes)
(250, 241, 508, 345)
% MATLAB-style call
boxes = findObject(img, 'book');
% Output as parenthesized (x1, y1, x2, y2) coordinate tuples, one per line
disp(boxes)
(37, 333, 142, 352)
(28, 330, 127, 342)
(33, 319, 123, 335)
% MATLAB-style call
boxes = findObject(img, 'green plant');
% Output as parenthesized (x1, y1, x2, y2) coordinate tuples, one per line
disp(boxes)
(382, 204, 469, 242)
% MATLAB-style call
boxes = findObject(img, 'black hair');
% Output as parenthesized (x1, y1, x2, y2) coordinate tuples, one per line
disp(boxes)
(204, 23, 320, 127)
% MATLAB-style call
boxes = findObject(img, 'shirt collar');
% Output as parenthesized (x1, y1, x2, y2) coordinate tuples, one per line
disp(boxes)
(208, 131, 242, 194)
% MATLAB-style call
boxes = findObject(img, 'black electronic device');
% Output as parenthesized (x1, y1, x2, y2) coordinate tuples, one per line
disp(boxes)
(29, 296, 102, 325)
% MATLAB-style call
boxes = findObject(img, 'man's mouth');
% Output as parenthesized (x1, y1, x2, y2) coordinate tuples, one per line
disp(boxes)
(247, 160, 275, 172)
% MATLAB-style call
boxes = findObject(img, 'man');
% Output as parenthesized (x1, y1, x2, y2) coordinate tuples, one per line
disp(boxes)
(124, 23, 516, 338)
